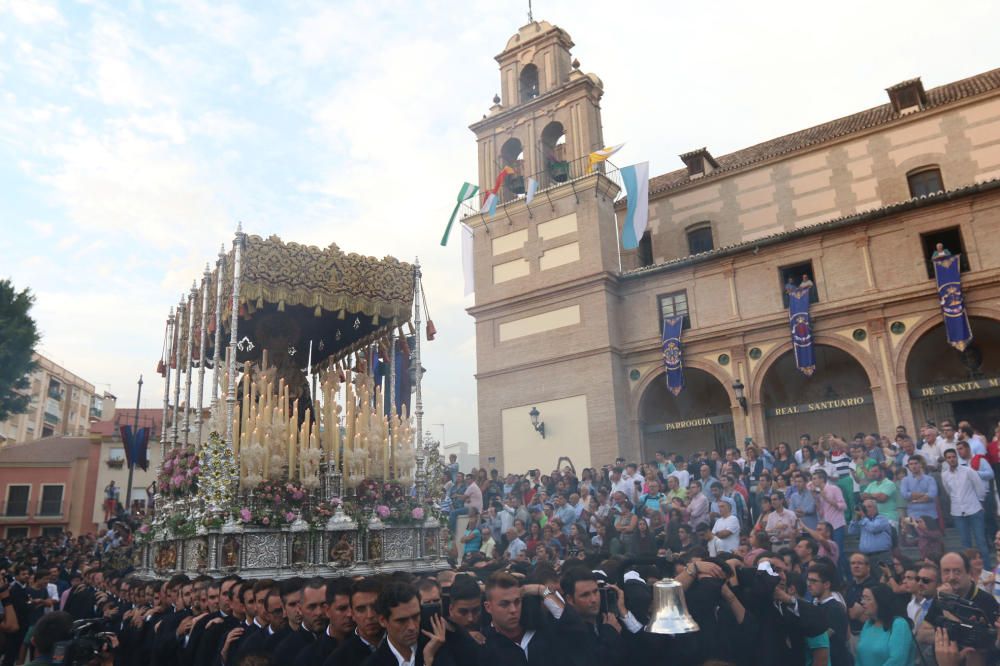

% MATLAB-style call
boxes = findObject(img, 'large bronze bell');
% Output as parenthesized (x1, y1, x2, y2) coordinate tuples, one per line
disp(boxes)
(645, 578, 700, 634)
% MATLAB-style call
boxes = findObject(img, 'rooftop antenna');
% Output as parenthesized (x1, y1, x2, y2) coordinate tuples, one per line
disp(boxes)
(527, 0, 533, 22)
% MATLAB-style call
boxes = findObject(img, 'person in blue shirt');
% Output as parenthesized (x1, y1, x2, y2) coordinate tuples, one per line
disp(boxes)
(789, 471, 818, 529)
(856, 583, 915, 666)
(899, 455, 938, 524)
(849, 499, 893, 570)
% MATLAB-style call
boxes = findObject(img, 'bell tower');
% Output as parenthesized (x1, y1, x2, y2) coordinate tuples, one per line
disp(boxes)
(466, 21, 633, 474)
(471, 20, 606, 197)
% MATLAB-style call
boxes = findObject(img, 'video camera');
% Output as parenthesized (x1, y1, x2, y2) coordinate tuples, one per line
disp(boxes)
(52, 618, 116, 666)
(935, 593, 999, 651)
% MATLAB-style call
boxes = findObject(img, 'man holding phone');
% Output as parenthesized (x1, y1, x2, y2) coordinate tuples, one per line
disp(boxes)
(848, 499, 893, 570)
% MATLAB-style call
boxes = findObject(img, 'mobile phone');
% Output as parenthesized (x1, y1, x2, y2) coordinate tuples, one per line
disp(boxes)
(420, 602, 442, 634)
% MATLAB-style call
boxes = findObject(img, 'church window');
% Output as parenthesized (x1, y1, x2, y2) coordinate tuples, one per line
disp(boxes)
(519, 64, 539, 103)
(637, 231, 653, 267)
(919, 227, 969, 278)
(541, 121, 569, 183)
(779, 261, 819, 307)
(658, 291, 690, 331)
(686, 223, 714, 255)
(907, 167, 944, 198)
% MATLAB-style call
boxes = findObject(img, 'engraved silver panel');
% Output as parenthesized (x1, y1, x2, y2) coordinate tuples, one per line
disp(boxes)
(383, 528, 416, 561)
(184, 537, 209, 572)
(245, 533, 282, 569)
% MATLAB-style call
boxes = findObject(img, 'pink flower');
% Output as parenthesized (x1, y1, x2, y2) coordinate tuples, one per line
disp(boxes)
(163, 460, 174, 472)
(376, 505, 390, 519)
(411, 507, 424, 520)
(139, 524, 150, 534)
(292, 490, 304, 501)
(239, 508, 252, 522)
(285, 512, 296, 522)
(171, 475, 184, 487)
(262, 517, 270, 525)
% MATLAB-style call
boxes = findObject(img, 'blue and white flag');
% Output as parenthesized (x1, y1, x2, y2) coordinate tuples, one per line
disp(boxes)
(661, 316, 684, 396)
(481, 192, 497, 218)
(620, 162, 649, 249)
(525, 177, 539, 204)
(789, 288, 816, 376)
(933, 254, 973, 351)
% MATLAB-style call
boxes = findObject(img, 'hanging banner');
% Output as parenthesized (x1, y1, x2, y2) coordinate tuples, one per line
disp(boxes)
(789, 288, 815, 376)
(661, 316, 685, 396)
(119, 425, 150, 471)
(933, 254, 973, 351)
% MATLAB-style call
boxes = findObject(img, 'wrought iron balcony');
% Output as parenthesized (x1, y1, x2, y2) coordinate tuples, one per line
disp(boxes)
(460, 155, 624, 221)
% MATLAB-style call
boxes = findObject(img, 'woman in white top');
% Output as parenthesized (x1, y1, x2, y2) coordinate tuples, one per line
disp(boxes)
(712, 497, 741, 553)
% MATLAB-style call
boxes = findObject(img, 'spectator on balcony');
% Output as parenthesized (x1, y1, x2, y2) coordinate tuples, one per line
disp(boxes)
(103, 481, 119, 523)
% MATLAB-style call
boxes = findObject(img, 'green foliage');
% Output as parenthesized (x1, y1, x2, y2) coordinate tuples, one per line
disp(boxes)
(0, 280, 40, 422)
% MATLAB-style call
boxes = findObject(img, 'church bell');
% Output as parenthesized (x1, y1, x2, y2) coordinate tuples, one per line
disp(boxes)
(645, 578, 700, 635)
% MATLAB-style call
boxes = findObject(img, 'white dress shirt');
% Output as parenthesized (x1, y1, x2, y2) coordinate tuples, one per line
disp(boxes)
(942, 463, 985, 515)
(387, 637, 416, 666)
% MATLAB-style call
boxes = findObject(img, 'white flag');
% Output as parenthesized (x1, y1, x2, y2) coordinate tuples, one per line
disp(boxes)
(525, 177, 539, 204)
(461, 224, 475, 296)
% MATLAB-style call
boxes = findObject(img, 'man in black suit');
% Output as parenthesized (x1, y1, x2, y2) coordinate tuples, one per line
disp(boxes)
(271, 578, 312, 663)
(63, 566, 102, 620)
(480, 571, 556, 666)
(152, 574, 193, 666)
(180, 579, 224, 665)
(217, 581, 261, 666)
(4, 564, 31, 666)
(362, 581, 438, 666)
(294, 578, 354, 666)
(194, 577, 244, 666)
(323, 577, 383, 666)
(233, 581, 285, 662)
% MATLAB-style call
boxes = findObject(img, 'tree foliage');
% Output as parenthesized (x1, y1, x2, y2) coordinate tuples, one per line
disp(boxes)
(0, 280, 40, 422)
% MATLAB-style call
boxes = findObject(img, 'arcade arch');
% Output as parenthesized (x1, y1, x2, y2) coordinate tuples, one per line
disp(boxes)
(758, 345, 878, 446)
(639, 368, 735, 459)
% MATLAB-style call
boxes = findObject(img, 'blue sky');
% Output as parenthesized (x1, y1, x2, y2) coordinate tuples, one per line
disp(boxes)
(2, 0, 998, 451)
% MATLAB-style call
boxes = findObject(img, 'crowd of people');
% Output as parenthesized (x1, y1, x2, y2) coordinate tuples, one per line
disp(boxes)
(2, 419, 1000, 665)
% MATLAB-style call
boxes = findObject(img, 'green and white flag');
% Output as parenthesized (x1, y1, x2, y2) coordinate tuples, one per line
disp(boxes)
(441, 182, 479, 246)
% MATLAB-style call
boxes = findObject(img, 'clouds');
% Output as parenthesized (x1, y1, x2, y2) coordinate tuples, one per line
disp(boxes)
(1, 0, 998, 453)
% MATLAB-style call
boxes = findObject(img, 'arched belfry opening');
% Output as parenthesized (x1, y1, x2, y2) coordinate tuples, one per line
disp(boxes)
(541, 121, 569, 183)
(519, 64, 539, 103)
(500, 137, 526, 195)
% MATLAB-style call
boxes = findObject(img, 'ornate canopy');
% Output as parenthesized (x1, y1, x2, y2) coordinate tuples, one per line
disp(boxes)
(205, 234, 415, 367)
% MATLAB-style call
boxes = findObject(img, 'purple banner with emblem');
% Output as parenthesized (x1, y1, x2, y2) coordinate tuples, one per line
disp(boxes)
(933, 254, 973, 351)
(662, 316, 685, 396)
(789, 288, 816, 376)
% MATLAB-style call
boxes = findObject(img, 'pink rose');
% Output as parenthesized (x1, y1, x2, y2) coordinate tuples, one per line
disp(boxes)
(262, 517, 270, 525)
(139, 524, 150, 534)
(292, 490, 304, 501)
(285, 512, 296, 522)
(239, 508, 252, 522)
(411, 507, 424, 520)
(376, 505, 390, 519)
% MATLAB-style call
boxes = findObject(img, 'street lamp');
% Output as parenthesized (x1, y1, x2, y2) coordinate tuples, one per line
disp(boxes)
(528, 406, 545, 438)
(732, 379, 748, 414)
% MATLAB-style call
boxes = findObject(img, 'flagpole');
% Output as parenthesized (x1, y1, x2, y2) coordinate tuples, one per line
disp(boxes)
(125, 374, 143, 513)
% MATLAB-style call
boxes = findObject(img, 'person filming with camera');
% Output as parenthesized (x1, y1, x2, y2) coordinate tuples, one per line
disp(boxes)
(24, 611, 116, 666)
(916, 551, 999, 665)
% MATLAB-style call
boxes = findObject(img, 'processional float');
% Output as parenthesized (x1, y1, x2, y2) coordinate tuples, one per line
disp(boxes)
(137, 226, 446, 578)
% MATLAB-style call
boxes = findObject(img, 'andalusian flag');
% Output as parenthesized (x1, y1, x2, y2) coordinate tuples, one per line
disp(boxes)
(440, 182, 479, 246)
(589, 143, 625, 171)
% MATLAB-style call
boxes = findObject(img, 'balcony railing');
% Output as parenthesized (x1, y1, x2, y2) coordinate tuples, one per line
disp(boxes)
(459, 155, 625, 221)
(0, 500, 65, 520)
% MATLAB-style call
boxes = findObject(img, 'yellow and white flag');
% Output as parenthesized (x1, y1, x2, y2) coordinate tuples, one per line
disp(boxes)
(588, 143, 625, 171)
